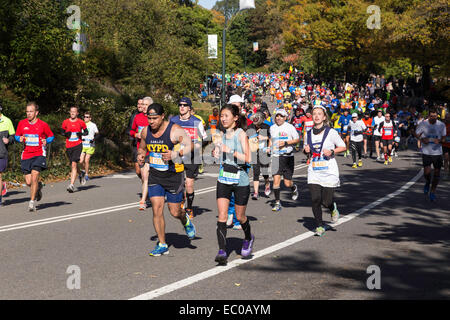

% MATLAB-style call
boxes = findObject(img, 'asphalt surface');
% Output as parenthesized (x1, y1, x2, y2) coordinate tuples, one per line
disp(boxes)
(0, 100, 449, 300)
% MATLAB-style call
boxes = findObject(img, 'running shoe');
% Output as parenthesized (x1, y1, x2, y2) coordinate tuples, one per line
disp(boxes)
(214, 249, 228, 265)
(331, 202, 340, 223)
(28, 200, 36, 212)
(352, 163, 357, 169)
(185, 208, 194, 220)
(232, 224, 242, 230)
(84, 175, 90, 182)
(314, 226, 326, 237)
(241, 234, 255, 257)
(423, 184, 430, 195)
(384, 160, 388, 165)
(184, 214, 196, 240)
(291, 184, 299, 201)
(67, 184, 76, 193)
(343, 151, 348, 158)
(429, 193, 436, 202)
(376, 156, 381, 161)
(251, 192, 259, 200)
(139, 201, 146, 211)
(358, 160, 363, 167)
(149, 243, 169, 256)
(36, 182, 43, 202)
(1, 182, 7, 197)
(272, 201, 282, 212)
(198, 163, 204, 174)
(388, 156, 393, 163)
(264, 184, 271, 197)
(226, 213, 234, 226)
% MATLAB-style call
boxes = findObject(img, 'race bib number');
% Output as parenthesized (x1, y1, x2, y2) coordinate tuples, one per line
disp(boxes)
(149, 152, 169, 171)
(82, 140, 91, 148)
(138, 126, 145, 134)
(343, 125, 348, 132)
(24, 134, 39, 147)
(311, 156, 329, 171)
(384, 128, 392, 136)
(273, 136, 288, 155)
(69, 132, 79, 142)
(218, 165, 240, 185)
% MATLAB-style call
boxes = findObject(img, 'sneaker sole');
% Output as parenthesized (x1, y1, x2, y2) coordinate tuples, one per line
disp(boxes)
(215, 256, 228, 265)
(149, 251, 169, 257)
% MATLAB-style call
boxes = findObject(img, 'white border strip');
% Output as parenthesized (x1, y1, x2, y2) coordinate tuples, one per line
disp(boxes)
(130, 169, 423, 300)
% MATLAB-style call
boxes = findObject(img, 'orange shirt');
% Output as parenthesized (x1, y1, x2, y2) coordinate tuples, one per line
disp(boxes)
(362, 117, 373, 135)
(275, 92, 283, 100)
(208, 115, 219, 129)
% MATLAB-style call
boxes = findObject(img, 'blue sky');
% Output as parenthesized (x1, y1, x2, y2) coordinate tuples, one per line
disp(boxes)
(198, 0, 216, 10)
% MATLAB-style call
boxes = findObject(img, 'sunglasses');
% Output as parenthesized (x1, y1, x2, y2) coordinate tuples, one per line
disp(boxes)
(179, 104, 189, 107)
(84, 116, 90, 118)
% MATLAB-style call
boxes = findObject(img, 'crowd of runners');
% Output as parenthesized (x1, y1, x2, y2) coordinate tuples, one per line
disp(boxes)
(0, 70, 448, 265)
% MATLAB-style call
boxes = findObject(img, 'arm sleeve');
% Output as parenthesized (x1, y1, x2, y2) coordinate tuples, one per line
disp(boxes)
(198, 121, 207, 140)
(130, 117, 138, 138)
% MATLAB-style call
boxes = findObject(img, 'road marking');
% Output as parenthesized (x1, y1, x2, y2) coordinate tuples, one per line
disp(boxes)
(129, 169, 423, 300)
(0, 165, 308, 233)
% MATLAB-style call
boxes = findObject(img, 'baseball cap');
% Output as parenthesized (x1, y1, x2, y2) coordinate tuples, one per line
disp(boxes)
(275, 108, 288, 117)
(352, 113, 358, 118)
(179, 97, 192, 108)
(228, 95, 244, 104)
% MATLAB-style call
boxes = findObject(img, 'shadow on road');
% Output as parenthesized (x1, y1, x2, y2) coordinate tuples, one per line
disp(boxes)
(37, 201, 72, 210)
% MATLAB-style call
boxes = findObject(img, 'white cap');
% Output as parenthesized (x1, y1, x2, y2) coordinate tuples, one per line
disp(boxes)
(228, 95, 244, 104)
(352, 113, 358, 118)
(275, 108, 288, 117)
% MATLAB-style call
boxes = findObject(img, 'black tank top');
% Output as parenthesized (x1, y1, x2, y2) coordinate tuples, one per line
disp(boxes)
(145, 122, 184, 173)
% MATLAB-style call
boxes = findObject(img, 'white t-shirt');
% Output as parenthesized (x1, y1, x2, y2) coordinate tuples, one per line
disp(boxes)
(304, 128, 346, 188)
(415, 120, 446, 156)
(372, 116, 385, 136)
(349, 120, 367, 142)
(82, 121, 99, 148)
(270, 122, 299, 157)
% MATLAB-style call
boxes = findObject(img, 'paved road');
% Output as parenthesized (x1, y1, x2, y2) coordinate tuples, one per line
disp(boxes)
(0, 99, 448, 300)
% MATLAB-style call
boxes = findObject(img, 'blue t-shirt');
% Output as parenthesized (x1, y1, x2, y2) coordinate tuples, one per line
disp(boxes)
(338, 115, 352, 133)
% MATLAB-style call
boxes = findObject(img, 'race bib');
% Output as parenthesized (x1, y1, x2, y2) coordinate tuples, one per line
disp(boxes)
(149, 152, 169, 171)
(343, 125, 348, 132)
(138, 126, 145, 134)
(69, 132, 79, 142)
(82, 140, 91, 148)
(218, 164, 240, 185)
(24, 134, 39, 147)
(273, 136, 288, 155)
(384, 128, 392, 136)
(311, 156, 329, 171)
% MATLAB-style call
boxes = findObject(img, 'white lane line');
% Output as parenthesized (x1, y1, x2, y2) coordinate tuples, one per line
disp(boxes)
(0, 165, 309, 233)
(129, 169, 423, 300)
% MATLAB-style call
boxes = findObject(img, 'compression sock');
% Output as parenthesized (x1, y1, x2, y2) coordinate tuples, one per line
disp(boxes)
(216, 221, 227, 251)
(241, 219, 252, 241)
(274, 188, 280, 201)
(186, 192, 195, 209)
